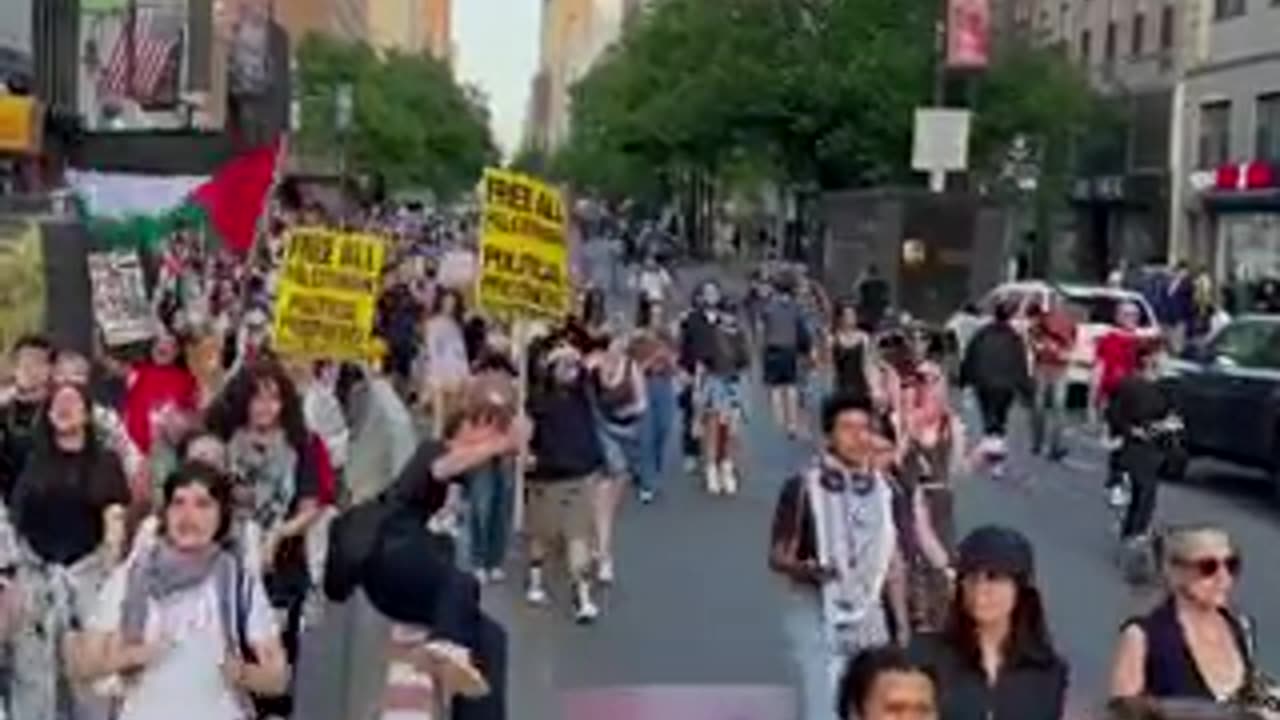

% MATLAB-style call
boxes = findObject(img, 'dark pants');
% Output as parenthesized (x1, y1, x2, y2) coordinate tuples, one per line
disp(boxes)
(975, 386, 1016, 436)
(679, 384, 698, 460)
(255, 540, 310, 718)
(363, 514, 507, 720)
(1119, 440, 1162, 540)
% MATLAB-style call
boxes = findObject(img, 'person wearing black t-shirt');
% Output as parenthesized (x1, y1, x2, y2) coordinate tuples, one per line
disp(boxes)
(0, 334, 53, 501)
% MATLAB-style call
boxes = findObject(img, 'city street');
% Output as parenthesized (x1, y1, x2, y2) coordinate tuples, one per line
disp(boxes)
(491, 380, 1280, 719)
(478, 255, 1280, 719)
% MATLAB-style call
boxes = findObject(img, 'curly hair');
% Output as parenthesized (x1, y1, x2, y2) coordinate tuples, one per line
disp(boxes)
(205, 359, 310, 451)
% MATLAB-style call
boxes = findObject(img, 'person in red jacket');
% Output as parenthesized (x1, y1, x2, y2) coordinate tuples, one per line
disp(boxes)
(1094, 302, 1144, 506)
(100, 326, 198, 457)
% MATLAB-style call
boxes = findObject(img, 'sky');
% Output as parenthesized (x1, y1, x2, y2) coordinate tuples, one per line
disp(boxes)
(456, 0, 541, 156)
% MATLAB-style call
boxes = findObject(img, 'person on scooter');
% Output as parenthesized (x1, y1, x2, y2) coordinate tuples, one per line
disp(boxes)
(1105, 342, 1180, 555)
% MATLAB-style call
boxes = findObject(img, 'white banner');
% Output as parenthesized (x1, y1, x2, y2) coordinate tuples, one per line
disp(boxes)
(66, 170, 208, 219)
(88, 250, 154, 346)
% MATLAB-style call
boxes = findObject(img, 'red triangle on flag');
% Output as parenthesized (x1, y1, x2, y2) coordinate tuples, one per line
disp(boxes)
(190, 139, 281, 254)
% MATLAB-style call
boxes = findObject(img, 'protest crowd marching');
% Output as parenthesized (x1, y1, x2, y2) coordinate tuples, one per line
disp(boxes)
(0, 159, 1276, 720)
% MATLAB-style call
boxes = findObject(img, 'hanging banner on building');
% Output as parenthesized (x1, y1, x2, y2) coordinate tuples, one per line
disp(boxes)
(947, 0, 991, 69)
(478, 168, 571, 320)
(88, 250, 153, 346)
(0, 219, 47, 355)
(272, 227, 386, 360)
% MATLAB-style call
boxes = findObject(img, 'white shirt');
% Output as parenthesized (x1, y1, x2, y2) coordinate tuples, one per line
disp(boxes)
(90, 564, 277, 720)
(635, 267, 673, 302)
(423, 315, 470, 387)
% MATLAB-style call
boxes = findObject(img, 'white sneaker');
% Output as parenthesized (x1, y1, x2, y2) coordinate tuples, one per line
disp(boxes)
(596, 557, 615, 585)
(720, 462, 738, 495)
(683, 456, 699, 474)
(573, 583, 600, 624)
(638, 489, 655, 504)
(526, 568, 549, 606)
(705, 463, 723, 494)
(488, 567, 506, 583)
(473, 568, 489, 584)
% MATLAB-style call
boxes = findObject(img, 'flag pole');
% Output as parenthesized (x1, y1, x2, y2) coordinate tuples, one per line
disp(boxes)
(126, 0, 138, 99)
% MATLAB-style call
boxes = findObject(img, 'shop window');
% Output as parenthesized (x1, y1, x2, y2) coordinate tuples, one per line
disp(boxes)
(1159, 5, 1174, 49)
(1131, 12, 1145, 55)
(1105, 21, 1117, 63)
(1199, 101, 1232, 168)
(1257, 93, 1280, 163)
(1213, 0, 1246, 20)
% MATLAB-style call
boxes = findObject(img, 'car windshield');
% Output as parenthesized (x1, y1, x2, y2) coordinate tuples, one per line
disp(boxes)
(1063, 293, 1153, 327)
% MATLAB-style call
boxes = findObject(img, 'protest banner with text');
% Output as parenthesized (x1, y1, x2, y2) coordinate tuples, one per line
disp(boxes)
(478, 168, 571, 320)
(88, 250, 153, 347)
(273, 227, 386, 360)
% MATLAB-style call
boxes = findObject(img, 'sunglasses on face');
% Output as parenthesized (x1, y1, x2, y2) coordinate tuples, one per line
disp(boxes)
(1177, 554, 1241, 579)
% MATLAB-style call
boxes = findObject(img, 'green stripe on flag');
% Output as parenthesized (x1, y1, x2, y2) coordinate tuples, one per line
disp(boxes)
(81, 0, 131, 12)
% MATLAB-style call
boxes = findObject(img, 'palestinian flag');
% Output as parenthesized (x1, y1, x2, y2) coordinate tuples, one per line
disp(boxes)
(67, 139, 282, 255)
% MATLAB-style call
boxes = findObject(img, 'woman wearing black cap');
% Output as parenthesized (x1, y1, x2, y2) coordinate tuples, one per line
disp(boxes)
(909, 525, 1069, 720)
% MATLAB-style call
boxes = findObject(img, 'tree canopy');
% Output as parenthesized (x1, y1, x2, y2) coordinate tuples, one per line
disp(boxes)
(554, 0, 1102, 199)
(295, 34, 498, 200)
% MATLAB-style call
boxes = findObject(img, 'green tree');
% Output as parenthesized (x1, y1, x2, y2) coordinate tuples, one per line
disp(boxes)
(295, 34, 498, 200)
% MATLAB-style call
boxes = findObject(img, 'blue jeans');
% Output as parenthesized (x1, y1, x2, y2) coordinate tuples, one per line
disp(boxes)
(637, 375, 677, 493)
(467, 459, 512, 571)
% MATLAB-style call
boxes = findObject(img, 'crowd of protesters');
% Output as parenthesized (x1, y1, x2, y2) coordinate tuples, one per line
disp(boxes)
(0, 189, 1275, 720)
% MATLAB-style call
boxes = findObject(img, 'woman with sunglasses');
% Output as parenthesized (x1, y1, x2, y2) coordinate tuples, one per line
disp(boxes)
(1110, 525, 1256, 704)
(909, 525, 1068, 720)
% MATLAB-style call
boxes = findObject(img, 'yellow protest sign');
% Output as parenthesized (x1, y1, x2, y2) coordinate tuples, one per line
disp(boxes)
(272, 227, 386, 360)
(478, 168, 571, 320)
(0, 219, 46, 353)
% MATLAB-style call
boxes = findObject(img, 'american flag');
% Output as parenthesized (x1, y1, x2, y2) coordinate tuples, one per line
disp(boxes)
(98, 6, 180, 102)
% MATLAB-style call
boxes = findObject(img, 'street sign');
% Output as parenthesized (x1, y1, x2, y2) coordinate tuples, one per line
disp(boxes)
(912, 108, 972, 192)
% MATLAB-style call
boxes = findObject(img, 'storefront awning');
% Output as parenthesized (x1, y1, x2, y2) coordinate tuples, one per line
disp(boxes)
(1202, 189, 1280, 213)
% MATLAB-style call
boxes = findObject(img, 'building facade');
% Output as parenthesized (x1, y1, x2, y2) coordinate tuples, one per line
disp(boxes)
(422, 0, 453, 62)
(276, 0, 368, 46)
(1024, 0, 1207, 279)
(1177, 0, 1280, 287)
(526, 0, 625, 151)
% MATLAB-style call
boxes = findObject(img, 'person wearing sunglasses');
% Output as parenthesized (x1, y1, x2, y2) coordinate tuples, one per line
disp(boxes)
(1110, 525, 1257, 705)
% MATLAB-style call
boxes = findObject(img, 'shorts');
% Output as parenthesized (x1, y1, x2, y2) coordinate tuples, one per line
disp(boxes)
(597, 420, 641, 477)
(526, 478, 593, 547)
(696, 375, 743, 420)
(763, 346, 799, 386)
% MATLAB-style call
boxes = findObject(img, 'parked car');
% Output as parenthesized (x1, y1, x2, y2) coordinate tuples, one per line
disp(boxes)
(1161, 314, 1280, 494)
(945, 281, 1160, 389)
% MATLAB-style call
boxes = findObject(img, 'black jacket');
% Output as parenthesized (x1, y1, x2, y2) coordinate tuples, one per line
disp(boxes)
(960, 323, 1032, 396)
(527, 378, 605, 481)
(1105, 375, 1173, 439)
(909, 633, 1069, 720)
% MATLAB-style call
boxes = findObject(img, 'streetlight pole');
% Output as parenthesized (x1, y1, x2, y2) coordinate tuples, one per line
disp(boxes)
(335, 83, 354, 228)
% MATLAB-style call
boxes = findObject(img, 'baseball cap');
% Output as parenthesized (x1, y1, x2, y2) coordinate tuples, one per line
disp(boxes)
(956, 525, 1036, 580)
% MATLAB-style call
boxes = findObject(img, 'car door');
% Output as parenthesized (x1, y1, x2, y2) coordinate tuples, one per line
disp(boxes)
(1205, 323, 1280, 465)
(1185, 320, 1275, 457)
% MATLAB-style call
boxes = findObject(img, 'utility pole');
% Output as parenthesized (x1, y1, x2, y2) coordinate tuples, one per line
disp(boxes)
(335, 82, 354, 228)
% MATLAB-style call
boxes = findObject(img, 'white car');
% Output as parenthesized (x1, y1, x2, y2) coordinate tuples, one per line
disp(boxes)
(946, 281, 1161, 388)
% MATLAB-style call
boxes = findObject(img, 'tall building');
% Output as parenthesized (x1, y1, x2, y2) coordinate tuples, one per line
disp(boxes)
(423, 0, 453, 62)
(1013, 0, 1205, 277)
(1176, 0, 1280, 281)
(368, 0, 421, 53)
(526, 0, 625, 151)
(276, 0, 369, 45)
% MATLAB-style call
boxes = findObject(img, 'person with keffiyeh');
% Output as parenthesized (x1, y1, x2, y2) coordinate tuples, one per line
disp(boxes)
(79, 462, 287, 720)
(768, 392, 909, 720)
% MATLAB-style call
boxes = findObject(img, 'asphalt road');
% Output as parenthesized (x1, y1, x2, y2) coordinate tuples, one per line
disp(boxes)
(297, 254, 1280, 720)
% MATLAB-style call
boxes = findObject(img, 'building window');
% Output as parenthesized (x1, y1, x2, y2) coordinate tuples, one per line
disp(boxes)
(1213, 0, 1246, 20)
(1258, 93, 1280, 162)
(1159, 5, 1175, 49)
(1199, 101, 1232, 168)
(1080, 28, 1092, 62)
(1131, 12, 1145, 55)
(1105, 21, 1117, 62)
